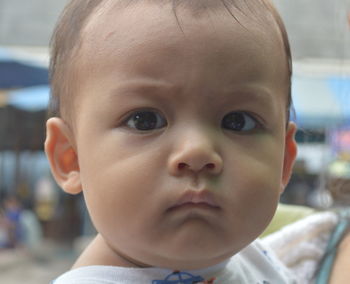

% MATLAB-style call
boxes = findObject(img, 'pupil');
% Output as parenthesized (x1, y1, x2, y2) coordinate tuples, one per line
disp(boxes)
(224, 113, 245, 130)
(134, 112, 157, 130)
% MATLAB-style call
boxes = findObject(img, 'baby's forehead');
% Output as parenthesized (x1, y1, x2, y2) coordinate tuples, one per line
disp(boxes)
(81, 0, 281, 41)
(71, 0, 287, 99)
(77, 0, 283, 70)
(72, 2, 288, 99)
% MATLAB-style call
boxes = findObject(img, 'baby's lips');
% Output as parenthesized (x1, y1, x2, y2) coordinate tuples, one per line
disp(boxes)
(169, 189, 221, 210)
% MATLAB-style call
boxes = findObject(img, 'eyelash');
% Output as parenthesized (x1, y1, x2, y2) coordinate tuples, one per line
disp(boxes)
(122, 109, 262, 132)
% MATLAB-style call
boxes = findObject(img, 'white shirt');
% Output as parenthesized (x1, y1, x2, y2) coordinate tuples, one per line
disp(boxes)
(262, 211, 338, 284)
(52, 240, 298, 283)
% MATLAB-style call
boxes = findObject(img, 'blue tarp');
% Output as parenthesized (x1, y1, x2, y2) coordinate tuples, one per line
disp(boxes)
(0, 61, 48, 88)
(0, 47, 50, 112)
(0, 48, 48, 89)
(7, 85, 49, 111)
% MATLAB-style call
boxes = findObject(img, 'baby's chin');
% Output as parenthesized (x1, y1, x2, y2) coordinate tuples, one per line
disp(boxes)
(104, 224, 255, 270)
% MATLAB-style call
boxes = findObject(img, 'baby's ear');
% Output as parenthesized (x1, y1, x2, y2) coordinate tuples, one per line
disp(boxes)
(45, 118, 82, 195)
(281, 122, 298, 192)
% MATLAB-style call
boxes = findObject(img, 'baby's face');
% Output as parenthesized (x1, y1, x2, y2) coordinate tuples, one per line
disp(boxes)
(67, 2, 296, 269)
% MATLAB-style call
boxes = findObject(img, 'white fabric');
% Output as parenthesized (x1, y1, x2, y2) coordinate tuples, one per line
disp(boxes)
(53, 240, 298, 283)
(262, 211, 339, 284)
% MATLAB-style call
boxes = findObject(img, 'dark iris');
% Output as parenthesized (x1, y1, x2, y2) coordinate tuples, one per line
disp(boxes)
(127, 111, 166, 131)
(222, 112, 253, 131)
(133, 112, 157, 130)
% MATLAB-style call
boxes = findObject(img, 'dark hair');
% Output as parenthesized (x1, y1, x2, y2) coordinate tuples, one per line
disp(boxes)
(49, 0, 292, 122)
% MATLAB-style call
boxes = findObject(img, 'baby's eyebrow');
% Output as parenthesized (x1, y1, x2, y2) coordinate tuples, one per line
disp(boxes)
(108, 78, 180, 99)
(219, 86, 281, 114)
(222, 85, 274, 102)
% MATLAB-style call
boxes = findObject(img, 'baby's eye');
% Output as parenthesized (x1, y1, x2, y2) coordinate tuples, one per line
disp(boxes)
(221, 111, 258, 132)
(125, 110, 167, 131)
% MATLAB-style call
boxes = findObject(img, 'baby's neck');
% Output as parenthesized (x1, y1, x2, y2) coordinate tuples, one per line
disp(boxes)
(72, 234, 230, 272)
(72, 234, 149, 269)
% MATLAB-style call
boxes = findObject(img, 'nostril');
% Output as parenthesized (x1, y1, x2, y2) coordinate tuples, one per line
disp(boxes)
(206, 163, 215, 169)
(178, 163, 187, 170)
(177, 162, 216, 171)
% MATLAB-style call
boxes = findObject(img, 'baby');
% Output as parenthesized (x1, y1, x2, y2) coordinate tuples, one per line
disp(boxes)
(45, 0, 298, 283)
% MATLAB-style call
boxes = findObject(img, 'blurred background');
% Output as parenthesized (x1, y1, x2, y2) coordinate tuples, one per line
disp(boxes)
(0, 0, 349, 283)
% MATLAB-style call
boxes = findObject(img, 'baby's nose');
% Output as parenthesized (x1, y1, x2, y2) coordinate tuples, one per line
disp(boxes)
(167, 136, 223, 176)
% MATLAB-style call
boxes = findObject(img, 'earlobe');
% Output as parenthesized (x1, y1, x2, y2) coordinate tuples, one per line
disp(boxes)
(281, 122, 298, 191)
(45, 118, 82, 195)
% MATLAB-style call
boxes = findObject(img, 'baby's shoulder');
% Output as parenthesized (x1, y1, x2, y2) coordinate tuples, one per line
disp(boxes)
(262, 211, 339, 283)
(225, 240, 298, 283)
(52, 266, 122, 284)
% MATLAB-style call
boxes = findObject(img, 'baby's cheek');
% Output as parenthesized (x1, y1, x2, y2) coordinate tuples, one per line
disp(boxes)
(83, 172, 154, 226)
(224, 167, 280, 228)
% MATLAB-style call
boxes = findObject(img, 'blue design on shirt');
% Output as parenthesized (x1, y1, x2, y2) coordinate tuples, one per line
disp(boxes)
(152, 271, 204, 283)
(262, 250, 270, 259)
(262, 249, 281, 272)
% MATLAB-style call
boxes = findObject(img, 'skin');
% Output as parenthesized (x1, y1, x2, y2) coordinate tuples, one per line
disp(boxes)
(45, 1, 297, 271)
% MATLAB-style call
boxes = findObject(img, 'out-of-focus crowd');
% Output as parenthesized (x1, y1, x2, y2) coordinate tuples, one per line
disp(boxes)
(0, 195, 42, 250)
